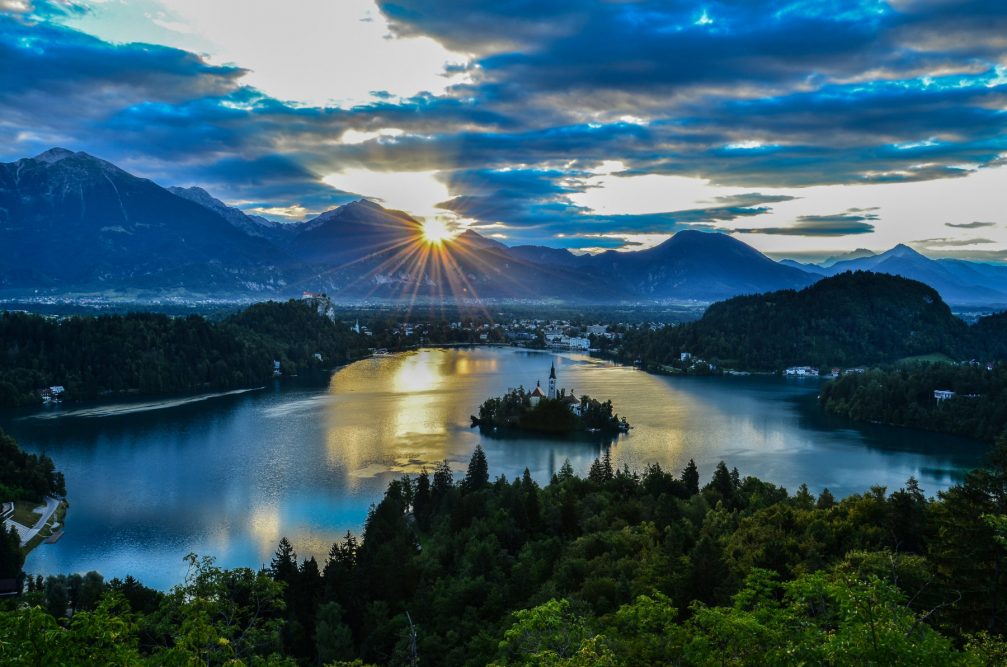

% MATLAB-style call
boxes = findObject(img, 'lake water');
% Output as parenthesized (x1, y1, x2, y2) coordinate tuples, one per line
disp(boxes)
(1, 347, 989, 589)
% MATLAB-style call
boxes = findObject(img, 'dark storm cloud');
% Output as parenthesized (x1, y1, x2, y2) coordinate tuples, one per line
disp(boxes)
(0, 13, 243, 134)
(730, 210, 879, 236)
(945, 221, 997, 229)
(377, 0, 1006, 111)
(432, 168, 802, 247)
(164, 155, 359, 214)
(914, 236, 996, 247)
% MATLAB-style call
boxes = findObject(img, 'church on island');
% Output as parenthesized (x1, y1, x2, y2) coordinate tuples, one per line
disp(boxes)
(473, 360, 627, 435)
(529, 362, 583, 416)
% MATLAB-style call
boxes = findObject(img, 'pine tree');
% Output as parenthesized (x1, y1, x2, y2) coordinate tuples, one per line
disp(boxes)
(432, 460, 454, 503)
(523, 470, 541, 531)
(413, 469, 431, 528)
(0, 524, 22, 579)
(681, 458, 700, 496)
(557, 459, 575, 481)
(794, 483, 815, 509)
(709, 461, 736, 502)
(271, 537, 298, 583)
(602, 449, 614, 481)
(816, 488, 836, 509)
(316, 602, 355, 664)
(463, 445, 489, 492)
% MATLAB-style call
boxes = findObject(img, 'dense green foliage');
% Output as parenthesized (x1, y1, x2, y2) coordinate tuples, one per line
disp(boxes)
(475, 387, 626, 434)
(821, 362, 1007, 441)
(618, 272, 1005, 371)
(8, 442, 1007, 664)
(0, 428, 65, 579)
(971, 310, 1007, 360)
(0, 300, 362, 406)
(4, 556, 290, 666)
(0, 428, 65, 502)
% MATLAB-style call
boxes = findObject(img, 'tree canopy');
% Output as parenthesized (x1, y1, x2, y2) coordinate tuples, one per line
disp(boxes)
(0, 300, 363, 407)
(5, 441, 1007, 664)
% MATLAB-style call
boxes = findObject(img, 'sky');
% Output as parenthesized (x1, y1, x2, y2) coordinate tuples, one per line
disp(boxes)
(1, 0, 1006, 261)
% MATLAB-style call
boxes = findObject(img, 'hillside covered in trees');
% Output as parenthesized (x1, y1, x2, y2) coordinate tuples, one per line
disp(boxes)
(0, 429, 66, 581)
(5, 443, 1007, 664)
(619, 271, 1007, 371)
(821, 363, 1007, 442)
(0, 300, 363, 407)
(0, 429, 65, 503)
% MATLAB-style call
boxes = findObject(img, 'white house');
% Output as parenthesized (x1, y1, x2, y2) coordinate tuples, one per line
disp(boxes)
(530, 382, 546, 406)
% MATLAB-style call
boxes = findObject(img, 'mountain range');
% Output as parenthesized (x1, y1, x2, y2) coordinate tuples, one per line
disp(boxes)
(780, 245, 1007, 305)
(1, 148, 1005, 305)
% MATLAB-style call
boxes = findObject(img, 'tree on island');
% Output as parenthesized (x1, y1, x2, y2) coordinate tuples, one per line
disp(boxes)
(474, 387, 627, 435)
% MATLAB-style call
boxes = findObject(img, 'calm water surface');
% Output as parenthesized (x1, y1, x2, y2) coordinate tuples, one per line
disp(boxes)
(0, 347, 989, 588)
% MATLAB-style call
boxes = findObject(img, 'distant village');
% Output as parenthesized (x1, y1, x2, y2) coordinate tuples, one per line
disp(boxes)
(23, 292, 1001, 409)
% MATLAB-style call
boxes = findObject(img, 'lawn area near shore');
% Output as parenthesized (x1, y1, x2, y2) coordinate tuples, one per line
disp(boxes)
(11, 500, 42, 527)
(21, 500, 67, 554)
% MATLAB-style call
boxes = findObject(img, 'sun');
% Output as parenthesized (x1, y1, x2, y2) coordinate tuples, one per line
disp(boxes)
(421, 218, 454, 245)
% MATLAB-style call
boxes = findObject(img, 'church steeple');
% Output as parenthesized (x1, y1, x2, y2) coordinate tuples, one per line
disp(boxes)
(547, 361, 557, 399)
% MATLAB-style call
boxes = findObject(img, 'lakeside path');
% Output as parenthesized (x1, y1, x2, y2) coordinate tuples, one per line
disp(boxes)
(6, 496, 60, 547)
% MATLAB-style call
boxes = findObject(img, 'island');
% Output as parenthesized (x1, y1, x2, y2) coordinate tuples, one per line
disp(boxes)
(471, 361, 629, 435)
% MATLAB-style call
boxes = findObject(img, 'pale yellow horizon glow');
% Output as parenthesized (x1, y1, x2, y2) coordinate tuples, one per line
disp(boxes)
(570, 164, 1007, 257)
(322, 169, 451, 219)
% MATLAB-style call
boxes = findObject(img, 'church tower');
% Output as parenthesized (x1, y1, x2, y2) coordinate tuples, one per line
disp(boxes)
(548, 362, 557, 399)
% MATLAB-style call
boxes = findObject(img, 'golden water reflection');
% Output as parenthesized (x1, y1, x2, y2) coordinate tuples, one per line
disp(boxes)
(10, 346, 989, 589)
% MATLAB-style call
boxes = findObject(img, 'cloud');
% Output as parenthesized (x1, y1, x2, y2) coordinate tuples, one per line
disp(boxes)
(730, 209, 879, 236)
(945, 220, 997, 229)
(1, 0, 1007, 251)
(913, 236, 997, 248)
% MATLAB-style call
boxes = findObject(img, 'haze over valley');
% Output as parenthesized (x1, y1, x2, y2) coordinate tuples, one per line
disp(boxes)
(3, 148, 1006, 307)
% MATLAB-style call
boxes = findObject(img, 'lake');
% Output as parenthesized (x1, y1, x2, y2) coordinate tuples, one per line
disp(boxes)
(1, 347, 989, 589)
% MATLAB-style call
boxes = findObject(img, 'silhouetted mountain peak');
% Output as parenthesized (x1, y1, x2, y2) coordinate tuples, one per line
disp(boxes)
(821, 248, 875, 267)
(455, 228, 507, 251)
(885, 243, 925, 259)
(310, 199, 403, 225)
(167, 186, 282, 236)
(651, 229, 771, 261)
(33, 147, 76, 164)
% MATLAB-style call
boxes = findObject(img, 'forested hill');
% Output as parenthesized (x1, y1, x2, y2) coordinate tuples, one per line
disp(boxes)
(0, 300, 364, 407)
(620, 271, 999, 371)
(821, 363, 1007, 442)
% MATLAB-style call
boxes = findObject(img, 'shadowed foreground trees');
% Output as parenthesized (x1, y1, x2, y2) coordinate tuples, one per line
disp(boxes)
(4, 440, 1007, 665)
